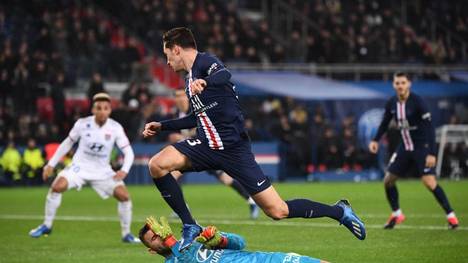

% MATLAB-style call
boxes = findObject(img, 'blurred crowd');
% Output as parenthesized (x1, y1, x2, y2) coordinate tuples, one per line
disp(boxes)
(102, 0, 468, 64)
(0, 0, 145, 85)
(278, 0, 468, 63)
(100, 0, 278, 63)
(1, 0, 468, 184)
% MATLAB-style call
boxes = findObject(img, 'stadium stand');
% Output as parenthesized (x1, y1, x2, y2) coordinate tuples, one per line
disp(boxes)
(1, 0, 467, 184)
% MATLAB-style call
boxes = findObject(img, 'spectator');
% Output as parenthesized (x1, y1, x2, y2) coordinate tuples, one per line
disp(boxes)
(22, 138, 45, 185)
(318, 126, 343, 170)
(0, 141, 22, 186)
(50, 72, 67, 127)
(87, 72, 105, 107)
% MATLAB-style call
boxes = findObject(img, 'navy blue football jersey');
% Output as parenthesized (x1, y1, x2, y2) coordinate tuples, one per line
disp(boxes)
(184, 52, 246, 150)
(374, 92, 436, 154)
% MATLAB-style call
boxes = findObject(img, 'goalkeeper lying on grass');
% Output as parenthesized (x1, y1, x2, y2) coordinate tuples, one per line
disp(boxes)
(139, 216, 328, 263)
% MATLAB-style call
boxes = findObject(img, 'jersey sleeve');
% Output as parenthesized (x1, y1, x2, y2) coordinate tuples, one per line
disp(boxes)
(68, 119, 82, 142)
(220, 232, 245, 250)
(160, 111, 197, 131)
(202, 55, 232, 86)
(115, 125, 131, 150)
(417, 97, 437, 155)
(115, 125, 134, 173)
(373, 99, 393, 142)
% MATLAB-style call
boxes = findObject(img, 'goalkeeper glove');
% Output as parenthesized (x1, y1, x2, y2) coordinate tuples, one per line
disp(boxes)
(146, 216, 178, 248)
(195, 226, 228, 248)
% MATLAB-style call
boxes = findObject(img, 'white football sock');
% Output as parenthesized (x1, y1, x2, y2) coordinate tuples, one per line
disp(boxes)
(44, 190, 62, 228)
(118, 200, 132, 237)
(392, 209, 402, 217)
(447, 211, 456, 219)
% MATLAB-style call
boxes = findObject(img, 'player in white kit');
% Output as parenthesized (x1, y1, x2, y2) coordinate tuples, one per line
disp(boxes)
(29, 93, 140, 243)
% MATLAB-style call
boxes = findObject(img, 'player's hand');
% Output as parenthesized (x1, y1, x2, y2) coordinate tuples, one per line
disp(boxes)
(425, 154, 436, 168)
(42, 165, 54, 181)
(368, 141, 379, 154)
(146, 216, 174, 240)
(190, 79, 206, 95)
(113, 170, 127, 181)
(196, 226, 223, 248)
(142, 122, 161, 138)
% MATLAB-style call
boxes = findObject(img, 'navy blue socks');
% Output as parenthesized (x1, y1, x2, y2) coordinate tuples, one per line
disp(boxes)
(153, 174, 196, 225)
(286, 199, 344, 221)
(432, 185, 453, 214)
(385, 185, 399, 211)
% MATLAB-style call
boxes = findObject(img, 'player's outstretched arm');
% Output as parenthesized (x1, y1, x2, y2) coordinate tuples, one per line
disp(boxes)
(196, 226, 245, 250)
(159, 112, 197, 131)
(44, 137, 75, 181)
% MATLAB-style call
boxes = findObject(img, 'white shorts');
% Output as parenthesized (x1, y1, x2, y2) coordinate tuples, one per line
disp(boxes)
(58, 163, 125, 199)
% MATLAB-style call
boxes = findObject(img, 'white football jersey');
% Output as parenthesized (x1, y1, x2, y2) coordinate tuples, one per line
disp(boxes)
(67, 116, 131, 178)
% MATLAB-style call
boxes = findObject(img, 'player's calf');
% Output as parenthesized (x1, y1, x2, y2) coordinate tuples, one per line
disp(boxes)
(259, 202, 289, 220)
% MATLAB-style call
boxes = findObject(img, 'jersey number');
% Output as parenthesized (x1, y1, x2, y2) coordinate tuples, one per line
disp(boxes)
(187, 139, 201, 146)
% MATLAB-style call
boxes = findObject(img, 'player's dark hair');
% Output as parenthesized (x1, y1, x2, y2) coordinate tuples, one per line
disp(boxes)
(139, 224, 151, 247)
(393, 71, 411, 81)
(163, 27, 197, 50)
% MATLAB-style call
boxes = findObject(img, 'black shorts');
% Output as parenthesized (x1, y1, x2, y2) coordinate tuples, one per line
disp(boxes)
(387, 144, 436, 177)
(173, 137, 271, 195)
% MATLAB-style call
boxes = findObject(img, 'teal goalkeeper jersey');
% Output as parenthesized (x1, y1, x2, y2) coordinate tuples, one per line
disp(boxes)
(165, 233, 320, 263)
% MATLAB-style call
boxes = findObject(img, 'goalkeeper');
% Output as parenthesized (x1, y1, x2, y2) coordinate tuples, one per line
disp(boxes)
(139, 216, 328, 263)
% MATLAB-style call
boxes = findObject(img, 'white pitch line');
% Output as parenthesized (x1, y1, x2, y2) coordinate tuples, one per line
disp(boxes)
(1, 214, 466, 231)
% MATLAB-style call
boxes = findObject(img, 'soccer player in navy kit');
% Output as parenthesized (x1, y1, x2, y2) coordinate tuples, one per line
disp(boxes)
(143, 27, 366, 250)
(369, 72, 459, 229)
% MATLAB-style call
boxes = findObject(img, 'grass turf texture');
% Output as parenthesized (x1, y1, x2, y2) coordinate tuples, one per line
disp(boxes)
(0, 180, 467, 263)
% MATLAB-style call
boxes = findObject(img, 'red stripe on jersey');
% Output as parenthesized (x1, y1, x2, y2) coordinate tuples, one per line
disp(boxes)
(199, 113, 220, 149)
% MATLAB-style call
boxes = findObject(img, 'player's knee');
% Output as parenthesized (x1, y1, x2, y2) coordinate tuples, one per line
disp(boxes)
(148, 156, 167, 178)
(113, 186, 130, 201)
(115, 192, 129, 202)
(50, 177, 67, 193)
(383, 174, 397, 187)
(51, 183, 66, 193)
(264, 206, 288, 220)
(422, 178, 437, 190)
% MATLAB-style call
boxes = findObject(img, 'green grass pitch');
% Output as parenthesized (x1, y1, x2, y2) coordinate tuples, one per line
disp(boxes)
(0, 180, 467, 263)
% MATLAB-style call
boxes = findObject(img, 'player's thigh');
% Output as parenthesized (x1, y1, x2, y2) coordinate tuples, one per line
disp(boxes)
(149, 145, 191, 175)
(252, 186, 288, 219)
(387, 147, 411, 178)
(220, 142, 271, 194)
(53, 165, 85, 192)
(91, 178, 125, 200)
(414, 148, 436, 177)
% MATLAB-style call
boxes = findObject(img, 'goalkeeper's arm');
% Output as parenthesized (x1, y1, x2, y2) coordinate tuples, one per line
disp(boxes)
(196, 226, 245, 250)
(220, 232, 245, 250)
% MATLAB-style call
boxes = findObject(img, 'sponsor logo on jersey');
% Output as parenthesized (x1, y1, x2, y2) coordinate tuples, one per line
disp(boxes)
(207, 63, 219, 75)
(195, 247, 224, 263)
(87, 142, 105, 152)
(196, 247, 214, 262)
(282, 253, 301, 263)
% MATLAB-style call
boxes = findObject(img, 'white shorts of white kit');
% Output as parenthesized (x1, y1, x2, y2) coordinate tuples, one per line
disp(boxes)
(57, 163, 124, 199)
